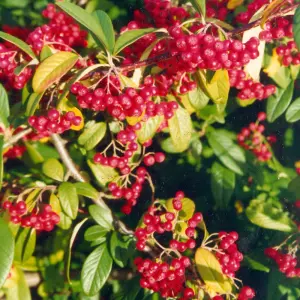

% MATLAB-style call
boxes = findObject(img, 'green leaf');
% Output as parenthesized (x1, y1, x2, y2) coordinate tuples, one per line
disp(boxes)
(109, 232, 131, 267)
(84, 225, 108, 243)
(187, 85, 209, 110)
(24, 92, 44, 116)
(113, 277, 142, 300)
(168, 106, 193, 152)
(56, 1, 109, 51)
(24, 142, 44, 164)
(32, 51, 78, 93)
(58, 211, 72, 230)
(0, 84, 9, 127)
(190, 0, 206, 18)
(246, 199, 297, 232)
(0, 218, 14, 288)
(0, 136, 4, 191)
(136, 115, 163, 143)
(5, 267, 31, 300)
(211, 162, 235, 209)
(267, 81, 294, 122)
(195, 248, 232, 295)
(285, 97, 300, 122)
(66, 218, 88, 284)
(42, 158, 64, 181)
(87, 160, 118, 186)
(40, 45, 55, 61)
(14, 228, 36, 263)
(114, 28, 157, 54)
(58, 183, 79, 220)
(92, 10, 115, 53)
(196, 69, 230, 105)
(161, 137, 182, 153)
(81, 244, 113, 296)
(288, 176, 300, 199)
(0, 31, 37, 60)
(293, 5, 300, 50)
(78, 122, 107, 151)
(244, 255, 270, 272)
(207, 130, 246, 175)
(88, 204, 113, 231)
(74, 182, 99, 200)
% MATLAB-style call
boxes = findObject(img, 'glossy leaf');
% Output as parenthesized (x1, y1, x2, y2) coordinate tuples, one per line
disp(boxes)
(42, 158, 64, 181)
(244, 255, 270, 273)
(168, 106, 193, 152)
(32, 51, 78, 93)
(246, 199, 297, 232)
(92, 10, 115, 52)
(58, 211, 72, 230)
(114, 28, 157, 54)
(66, 218, 88, 283)
(87, 160, 118, 186)
(0, 84, 9, 127)
(4, 267, 31, 300)
(14, 228, 36, 263)
(0, 136, 3, 191)
(267, 81, 294, 122)
(294, 6, 300, 50)
(24, 92, 44, 116)
(136, 115, 163, 143)
(109, 232, 132, 267)
(56, 1, 109, 51)
(88, 204, 113, 230)
(288, 176, 300, 199)
(74, 182, 99, 200)
(195, 248, 232, 295)
(211, 162, 235, 209)
(190, 0, 206, 18)
(285, 97, 300, 122)
(207, 130, 246, 175)
(187, 85, 209, 110)
(40, 45, 54, 61)
(0, 31, 37, 60)
(58, 182, 79, 220)
(81, 244, 113, 296)
(161, 137, 182, 153)
(78, 122, 107, 151)
(84, 225, 108, 243)
(0, 218, 14, 288)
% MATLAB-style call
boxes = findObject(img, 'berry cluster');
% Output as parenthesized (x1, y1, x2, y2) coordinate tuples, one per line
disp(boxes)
(229, 70, 276, 101)
(71, 83, 179, 121)
(207, 0, 231, 21)
(265, 247, 300, 278)
(163, 29, 260, 73)
(215, 231, 243, 278)
(2, 201, 60, 232)
(134, 256, 194, 299)
(275, 41, 300, 66)
(259, 16, 293, 42)
(135, 191, 202, 252)
(0, 43, 32, 90)
(237, 112, 277, 162)
(27, 4, 87, 53)
(28, 109, 82, 135)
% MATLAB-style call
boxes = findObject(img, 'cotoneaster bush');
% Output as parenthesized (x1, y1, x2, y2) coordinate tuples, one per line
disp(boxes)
(0, 0, 300, 299)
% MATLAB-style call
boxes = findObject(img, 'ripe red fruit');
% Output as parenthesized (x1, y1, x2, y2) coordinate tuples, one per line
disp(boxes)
(154, 152, 165, 163)
(143, 155, 155, 166)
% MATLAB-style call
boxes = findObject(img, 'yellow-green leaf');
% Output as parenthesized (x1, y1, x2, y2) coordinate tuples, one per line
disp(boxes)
(166, 198, 195, 220)
(87, 160, 118, 186)
(195, 248, 232, 295)
(136, 115, 163, 143)
(32, 51, 78, 93)
(168, 106, 192, 152)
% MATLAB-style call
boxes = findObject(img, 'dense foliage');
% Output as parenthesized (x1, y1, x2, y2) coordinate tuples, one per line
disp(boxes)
(0, 0, 300, 299)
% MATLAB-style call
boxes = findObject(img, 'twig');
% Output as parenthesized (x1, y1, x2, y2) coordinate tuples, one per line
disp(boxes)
(51, 133, 135, 236)
(3, 128, 32, 149)
(51, 134, 85, 182)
